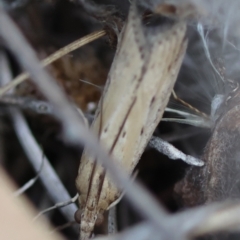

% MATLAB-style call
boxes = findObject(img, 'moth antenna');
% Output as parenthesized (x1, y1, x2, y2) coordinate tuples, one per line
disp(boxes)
(172, 90, 209, 118)
(197, 23, 225, 82)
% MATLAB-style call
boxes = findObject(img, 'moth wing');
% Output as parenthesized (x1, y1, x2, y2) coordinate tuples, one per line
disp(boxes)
(101, 23, 188, 204)
(76, 5, 146, 206)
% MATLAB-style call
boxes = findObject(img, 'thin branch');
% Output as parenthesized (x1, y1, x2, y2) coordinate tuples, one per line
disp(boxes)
(0, 29, 106, 96)
(0, 6, 172, 237)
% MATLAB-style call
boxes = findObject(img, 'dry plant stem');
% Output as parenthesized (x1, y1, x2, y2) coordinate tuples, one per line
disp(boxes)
(0, 6, 172, 237)
(0, 29, 106, 96)
(0, 50, 78, 222)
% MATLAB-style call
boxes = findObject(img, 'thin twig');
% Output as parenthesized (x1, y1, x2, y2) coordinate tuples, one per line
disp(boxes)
(0, 29, 106, 96)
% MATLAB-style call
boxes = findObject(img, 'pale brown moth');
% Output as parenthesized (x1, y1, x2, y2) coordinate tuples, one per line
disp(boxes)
(75, 4, 188, 240)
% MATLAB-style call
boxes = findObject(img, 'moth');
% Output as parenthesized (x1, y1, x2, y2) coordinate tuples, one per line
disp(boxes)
(75, 4, 188, 240)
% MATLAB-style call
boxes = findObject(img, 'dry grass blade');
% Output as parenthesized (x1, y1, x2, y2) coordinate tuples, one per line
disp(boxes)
(0, 29, 106, 96)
